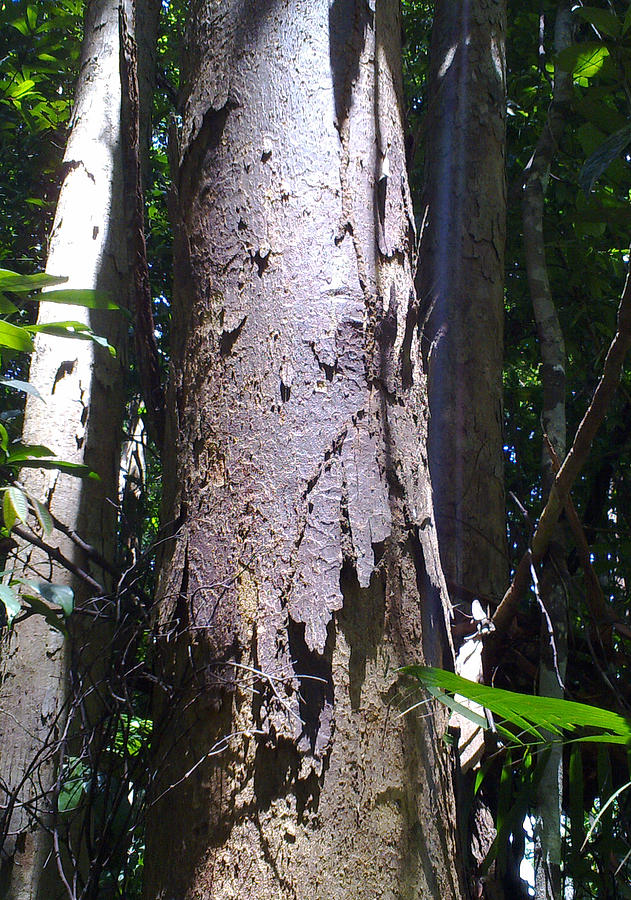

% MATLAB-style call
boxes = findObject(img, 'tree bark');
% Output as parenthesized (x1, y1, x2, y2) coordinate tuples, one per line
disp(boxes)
(0, 2, 160, 897)
(521, 5, 572, 899)
(417, 2, 508, 893)
(145, 1, 464, 897)
(418, 0, 508, 610)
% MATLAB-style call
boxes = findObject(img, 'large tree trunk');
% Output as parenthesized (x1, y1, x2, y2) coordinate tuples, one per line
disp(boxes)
(145, 1, 464, 897)
(0, 2, 160, 897)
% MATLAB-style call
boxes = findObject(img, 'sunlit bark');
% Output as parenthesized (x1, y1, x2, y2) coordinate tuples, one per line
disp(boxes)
(145, 1, 464, 897)
(0, 2, 159, 896)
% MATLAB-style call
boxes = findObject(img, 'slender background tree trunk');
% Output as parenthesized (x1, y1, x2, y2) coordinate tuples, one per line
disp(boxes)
(419, 0, 508, 617)
(0, 1, 160, 896)
(521, 5, 572, 898)
(417, 1, 509, 893)
(145, 1, 464, 897)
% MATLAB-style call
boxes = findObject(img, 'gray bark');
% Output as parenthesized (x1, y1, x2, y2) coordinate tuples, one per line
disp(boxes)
(0, 1, 160, 896)
(145, 2, 464, 898)
(417, 1, 508, 893)
(521, 5, 573, 899)
(418, 0, 508, 609)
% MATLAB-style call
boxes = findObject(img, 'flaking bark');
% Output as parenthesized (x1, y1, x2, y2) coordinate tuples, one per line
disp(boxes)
(145, 2, 463, 897)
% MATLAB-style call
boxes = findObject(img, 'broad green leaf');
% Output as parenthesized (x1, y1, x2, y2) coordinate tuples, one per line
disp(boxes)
(5, 80, 35, 100)
(20, 594, 67, 634)
(0, 269, 67, 292)
(31, 497, 53, 535)
(40, 289, 118, 310)
(6, 444, 54, 462)
(25, 4, 37, 29)
(3, 490, 16, 531)
(0, 423, 8, 454)
(26, 322, 116, 356)
(0, 584, 21, 622)
(0, 294, 18, 314)
(556, 42, 610, 80)
(10, 17, 29, 35)
(3, 487, 27, 531)
(14, 458, 100, 479)
(575, 7, 621, 38)
(579, 124, 631, 194)
(58, 758, 89, 813)
(0, 379, 44, 401)
(402, 667, 631, 745)
(31, 581, 74, 616)
(0, 321, 33, 352)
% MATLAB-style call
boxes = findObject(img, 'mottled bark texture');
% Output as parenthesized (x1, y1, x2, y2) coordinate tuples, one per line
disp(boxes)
(0, 2, 160, 897)
(145, 2, 463, 898)
(418, 0, 507, 607)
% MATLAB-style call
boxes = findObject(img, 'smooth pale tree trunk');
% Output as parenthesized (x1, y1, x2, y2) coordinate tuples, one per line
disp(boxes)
(522, 5, 572, 899)
(0, 2, 159, 897)
(417, 1, 510, 894)
(145, 1, 464, 898)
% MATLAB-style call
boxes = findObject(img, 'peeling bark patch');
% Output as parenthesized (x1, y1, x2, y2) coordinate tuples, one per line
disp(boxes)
(289, 458, 344, 654)
(341, 420, 391, 587)
(288, 618, 334, 768)
(287, 418, 391, 654)
(338, 559, 385, 710)
(328, 0, 370, 130)
(52, 359, 76, 393)
(251, 247, 270, 277)
(219, 314, 246, 356)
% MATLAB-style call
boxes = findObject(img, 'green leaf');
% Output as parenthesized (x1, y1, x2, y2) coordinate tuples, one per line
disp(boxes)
(6, 444, 54, 463)
(582, 780, 631, 849)
(14, 458, 100, 479)
(5, 79, 35, 100)
(26, 322, 116, 356)
(3, 487, 28, 530)
(0, 423, 8, 455)
(40, 289, 118, 310)
(401, 667, 631, 745)
(0, 379, 44, 401)
(574, 7, 621, 38)
(31, 497, 53, 536)
(31, 581, 74, 616)
(0, 269, 67, 292)
(25, 4, 37, 29)
(579, 124, 631, 194)
(0, 294, 18, 314)
(20, 594, 67, 634)
(0, 584, 21, 622)
(0, 321, 33, 353)
(623, 5, 631, 35)
(556, 42, 610, 80)
(569, 746, 584, 853)
(58, 758, 89, 813)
